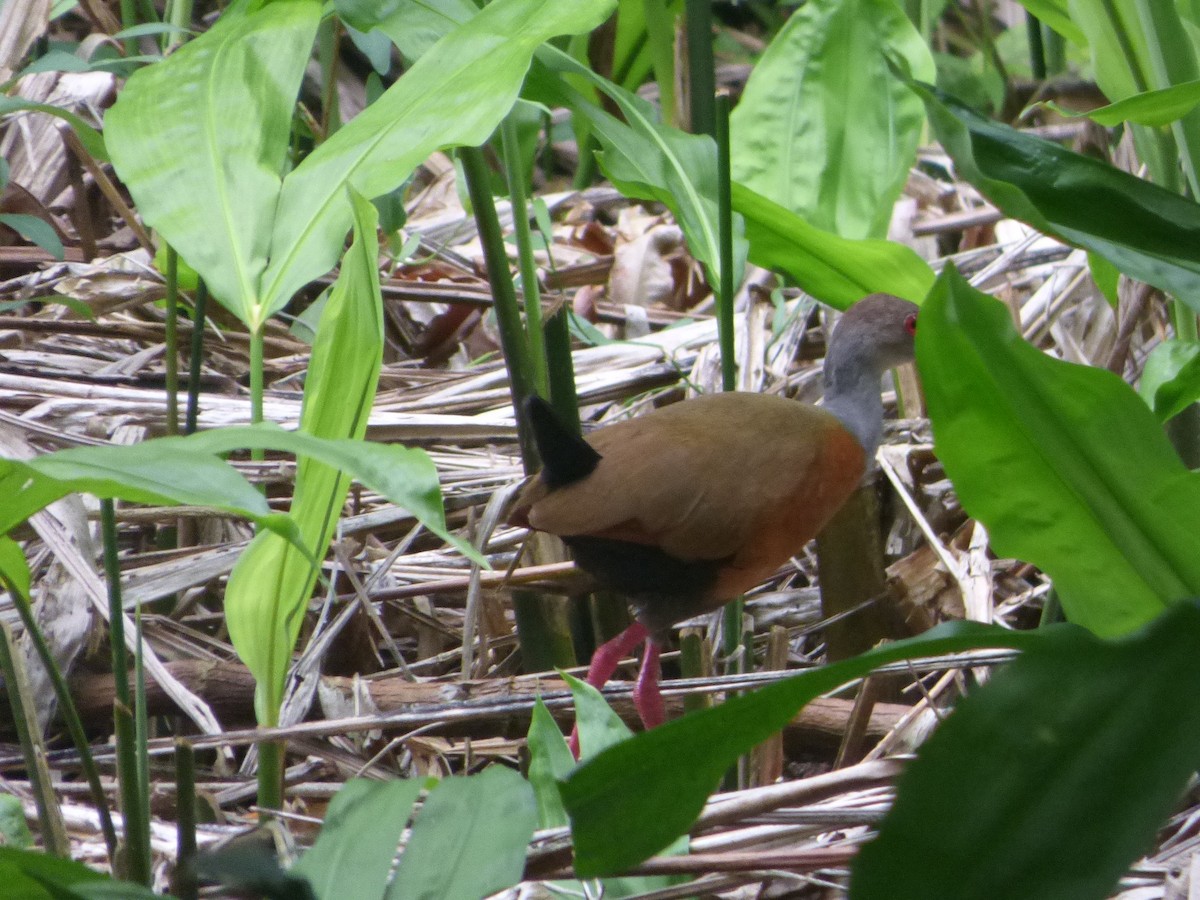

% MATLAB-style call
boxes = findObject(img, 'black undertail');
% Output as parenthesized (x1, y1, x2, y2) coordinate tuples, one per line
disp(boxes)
(526, 395, 602, 489)
(564, 534, 725, 634)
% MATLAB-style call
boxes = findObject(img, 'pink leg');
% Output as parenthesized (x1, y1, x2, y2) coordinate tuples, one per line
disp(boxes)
(569, 622, 650, 758)
(633, 638, 665, 729)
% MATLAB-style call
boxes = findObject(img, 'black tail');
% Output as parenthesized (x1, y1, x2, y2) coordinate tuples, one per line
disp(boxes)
(525, 395, 602, 489)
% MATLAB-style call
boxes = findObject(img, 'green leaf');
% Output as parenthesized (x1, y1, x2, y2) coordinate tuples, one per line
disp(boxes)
(0, 846, 161, 897)
(851, 600, 1200, 900)
(0, 213, 64, 260)
(1140, 339, 1200, 421)
(293, 778, 427, 899)
(261, 0, 616, 316)
(914, 81, 1200, 311)
(225, 191, 383, 724)
(567, 671, 635, 758)
(1014, 0, 1085, 46)
(730, 0, 934, 239)
(526, 699, 575, 829)
(532, 47, 746, 294)
(0, 97, 107, 161)
(1048, 79, 1200, 126)
(0, 537, 31, 602)
(918, 268, 1200, 636)
(386, 768, 537, 900)
(732, 182, 934, 307)
(105, 0, 321, 328)
(336, 0, 477, 63)
(0, 794, 32, 849)
(562, 621, 1037, 876)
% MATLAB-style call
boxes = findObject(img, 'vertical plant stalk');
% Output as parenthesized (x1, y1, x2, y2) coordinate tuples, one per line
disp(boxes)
(643, 0, 678, 127)
(1025, 12, 1046, 80)
(249, 328, 265, 463)
(174, 740, 198, 900)
(459, 145, 536, 465)
(101, 500, 151, 886)
(165, 247, 180, 436)
(317, 17, 342, 138)
(500, 116, 548, 397)
(1, 577, 117, 857)
(185, 280, 208, 436)
(684, 0, 715, 136)
(163, 0, 194, 52)
(0, 621, 69, 857)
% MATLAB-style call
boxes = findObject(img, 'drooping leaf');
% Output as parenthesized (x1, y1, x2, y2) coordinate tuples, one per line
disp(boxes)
(730, 0, 934, 239)
(0, 846, 160, 898)
(852, 600, 1200, 900)
(732, 182, 934, 307)
(1048, 79, 1200, 127)
(1139, 339, 1200, 422)
(260, 0, 616, 315)
(0, 213, 64, 260)
(562, 621, 1037, 876)
(918, 268, 1200, 636)
(105, 0, 321, 327)
(0, 97, 108, 161)
(532, 48, 746, 294)
(914, 81, 1200, 311)
(292, 778, 427, 899)
(386, 768, 537, 900)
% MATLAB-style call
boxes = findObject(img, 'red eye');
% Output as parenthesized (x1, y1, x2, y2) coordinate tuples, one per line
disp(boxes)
(905, 313, 917, 335)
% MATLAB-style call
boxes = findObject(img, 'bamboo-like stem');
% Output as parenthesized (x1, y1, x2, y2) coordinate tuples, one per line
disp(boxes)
(0, 621, 69, 856)
(185, 280, 208, 436)
(500, 116, 548, 397)
(173, 740, 198, 900)
(2, 575, 117, 857)
(459, 145, 536, 466)
(684, 0, 715, 137)
(101, 500, 151, 886)
(164, 247, 180, 436)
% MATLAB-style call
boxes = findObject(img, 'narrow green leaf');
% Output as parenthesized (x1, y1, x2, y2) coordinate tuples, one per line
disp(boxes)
(1014, 0, 1086, 46)
(0, 537, 31, 602)
(563, 621, 1038, 876)
(566, 671, 635, 758)
(1048, 79, 1200, 126)
(527, 699, 575, 829)
(386, 768, 537, 900)
(0, 97, 107, 161)
(732, 182, 934, 307)
(293, 778, 427, 899)
(0, 846, 160, 897)
(730, 0, 933, 239)
(105, 0, 321, 327)
(914, 81, 1200, 310)
(261, 0, 616, 315)
(0, 213, 64, 259)
(918, 269, 1200, 636)
(852, 600, 1200, 900)
(1140, 339, 1200, 421)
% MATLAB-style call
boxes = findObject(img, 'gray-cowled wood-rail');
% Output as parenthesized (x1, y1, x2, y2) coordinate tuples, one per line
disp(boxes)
(511, 293, 918, 745)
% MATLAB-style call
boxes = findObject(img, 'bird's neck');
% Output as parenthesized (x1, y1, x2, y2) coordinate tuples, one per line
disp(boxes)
(822, 352, 885, 458)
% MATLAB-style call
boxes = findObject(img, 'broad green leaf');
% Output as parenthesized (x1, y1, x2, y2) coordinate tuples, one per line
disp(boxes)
(0, 846, 160, 897)
(0, 213, 64, 259)
(730, 0, 933, 240)
(526, 699, 575, 829)
(335, 0, 477, 62)
(0, 444, 292, 541)
(1049, 79, 1200, 127)
(0, 97, 107, 161)
(567, 671, 635, 758)
(531, 48, 746, 294)
(852, 600, 1200, 900)
(1014, 0, 1085, 47)
(918, 269, 1200, 636)
(732, 182, 934, 307)
(386, 768, 537, 900)
(915, 82, 1200, 311)
(105, 0, 321, 328)
(261, 0, 616, 316)
(292, 778, 427, 899)
(562, 621, 1038, 876)
(1140, 339, 1200, 421)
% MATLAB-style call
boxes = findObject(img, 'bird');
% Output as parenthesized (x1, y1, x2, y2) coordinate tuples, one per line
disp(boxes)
(510, 293, 918, 749)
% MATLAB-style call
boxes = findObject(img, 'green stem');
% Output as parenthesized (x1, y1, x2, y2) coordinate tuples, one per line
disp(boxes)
(174, 740, 198, 900)
(185, 280, 208, 436)
(715, 93, 735, 393)
(250, 327, 265, 463)
(1, 574, 117, 858)
(0, 621, 69, 856)
(165, 247, 179, 436)
(102, 500, 151, 886)
(643, 0, 678, 126)
(163, 0, 193, 52)
(684, 0, 715, 136)
(1025, 12, 1046, 81)
(500, 116, 548, 396)
(459, 145, 537, 466)
(257, 741, 284, 821)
